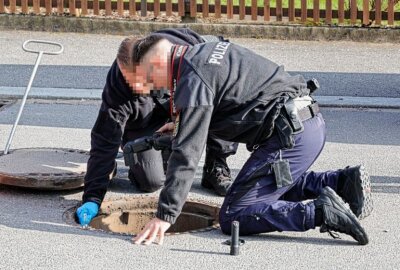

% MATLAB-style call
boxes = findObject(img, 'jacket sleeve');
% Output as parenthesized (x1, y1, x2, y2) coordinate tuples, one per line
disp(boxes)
(156, 106, 213, 224)
(83, 61, 134, 205)
(156, 67, 215, 224)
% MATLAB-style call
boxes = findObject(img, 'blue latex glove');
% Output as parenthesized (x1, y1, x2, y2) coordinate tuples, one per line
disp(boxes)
(76, 202, 99, 226)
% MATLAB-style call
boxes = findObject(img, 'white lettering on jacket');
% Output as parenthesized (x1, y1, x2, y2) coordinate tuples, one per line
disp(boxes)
(208, 42, 230, 65)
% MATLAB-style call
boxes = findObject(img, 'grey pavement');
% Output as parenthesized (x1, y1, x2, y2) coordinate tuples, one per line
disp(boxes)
(0, 29, 400, 269)
(0, 100, 399, 269)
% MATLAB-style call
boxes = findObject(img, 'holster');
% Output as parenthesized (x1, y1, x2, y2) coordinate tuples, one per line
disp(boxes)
(283, 99, 304, 135)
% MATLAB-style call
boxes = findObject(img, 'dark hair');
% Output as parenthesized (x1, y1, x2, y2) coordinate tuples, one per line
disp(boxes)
(132, 35, 165, 64)
(116, 35, 165, 69)
(117, 36, 137, 68)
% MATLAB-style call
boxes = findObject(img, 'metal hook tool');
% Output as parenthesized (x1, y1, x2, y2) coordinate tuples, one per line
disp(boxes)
(3, 40, 64, 155)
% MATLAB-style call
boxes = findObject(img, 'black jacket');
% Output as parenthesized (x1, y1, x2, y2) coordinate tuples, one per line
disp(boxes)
(83, 28, 207, 205)
(157, 42, 310, 224)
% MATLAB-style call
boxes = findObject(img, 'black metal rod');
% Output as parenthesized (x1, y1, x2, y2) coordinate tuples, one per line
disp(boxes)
(230, 221, 239, 256)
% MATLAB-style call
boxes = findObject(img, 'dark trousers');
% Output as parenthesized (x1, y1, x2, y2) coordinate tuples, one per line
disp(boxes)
(122, 98, 238, 192)
(219, 113, 341, 235)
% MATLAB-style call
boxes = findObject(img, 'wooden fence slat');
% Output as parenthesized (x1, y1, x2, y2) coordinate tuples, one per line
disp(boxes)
(10, 0, 16, 13)
(313, 0, 319, 23)
(166, 0, 172, 16)
(288, 0, 294, 21)
(276, 0, 282, 21)
(227, 0, 233, 19)
(117, 0, 123, 15)
(350, 0, 357, 24)
(362, 0, 369, 25)
(154, 0, 160, 16)
(190, 0, 196, 17)
(375, 0, 381, 25)
(388, 0, 394, 25)
(33, 0, 40, 14)
(105, 0, 111, 15)
(325, 0, 332, 24)
(21, 0, 28, 13)
(215, 0, 221, 18)
(338, 0, 344, 24)
(45, 0, 51, 14)
(179, 0, 184, 16)
(81, 0, 87, 15)
(57, 0, 63, 14)
(301, 0, 307, 22)
(239, 0, 245, 20)
(93, 0, 99, 15)
(69, 0, 75, 15)
(251, 0, 257, 20)
(0, 0, 4, 13)
(128, 0, 135, 16)
(264, 0, 270, 21)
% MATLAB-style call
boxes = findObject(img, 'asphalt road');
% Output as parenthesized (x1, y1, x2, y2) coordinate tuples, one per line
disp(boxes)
(0, 100, 399, 269)
(1, 30, 400, 97)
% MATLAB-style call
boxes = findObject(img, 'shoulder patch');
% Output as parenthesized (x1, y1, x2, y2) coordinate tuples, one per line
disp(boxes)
(207, 42, 231, 65)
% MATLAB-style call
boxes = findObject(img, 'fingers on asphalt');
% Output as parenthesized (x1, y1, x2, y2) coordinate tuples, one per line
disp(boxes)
(144, 224, 159, 246)
(133, 227, 150, 245)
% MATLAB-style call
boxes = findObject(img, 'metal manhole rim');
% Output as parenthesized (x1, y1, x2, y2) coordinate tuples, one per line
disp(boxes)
(63, 195, 221, 237)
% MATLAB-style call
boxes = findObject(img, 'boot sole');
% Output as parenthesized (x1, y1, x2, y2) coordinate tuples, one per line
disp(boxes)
(352, 165, 373, 220)
(323, 187, 369, 245)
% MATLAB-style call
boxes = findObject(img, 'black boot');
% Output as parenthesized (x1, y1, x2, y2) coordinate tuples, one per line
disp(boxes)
(201, 155, 233, 196)
(337, 165, 373, 220)
(315, 187, 369, 245)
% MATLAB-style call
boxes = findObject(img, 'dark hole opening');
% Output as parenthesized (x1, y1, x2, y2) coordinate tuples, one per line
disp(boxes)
(87, 198, 220, 235)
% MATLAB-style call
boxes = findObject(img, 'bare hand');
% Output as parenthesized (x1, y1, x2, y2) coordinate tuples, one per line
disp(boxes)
(156, 122, 175, 133)
(133, 217, 171, 246)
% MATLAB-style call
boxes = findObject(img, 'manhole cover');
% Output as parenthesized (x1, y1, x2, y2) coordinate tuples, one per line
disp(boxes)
(0, 147, 89, 190)
(0, 99, 15, 112)
(64, 197, 220, 235)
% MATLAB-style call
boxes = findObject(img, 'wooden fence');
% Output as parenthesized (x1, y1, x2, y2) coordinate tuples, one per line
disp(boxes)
(0, 0, 399, 26)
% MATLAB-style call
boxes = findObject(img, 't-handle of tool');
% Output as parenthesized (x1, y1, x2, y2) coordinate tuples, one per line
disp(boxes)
(22, 40, 64, 55)
(3, 40, 64, 155)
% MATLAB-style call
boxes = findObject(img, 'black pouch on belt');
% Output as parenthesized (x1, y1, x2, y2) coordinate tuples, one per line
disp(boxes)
(274, 114, 295, 150)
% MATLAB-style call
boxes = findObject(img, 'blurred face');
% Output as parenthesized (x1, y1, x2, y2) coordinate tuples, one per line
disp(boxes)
(118, 47, 169, 96)
(142, 49, 169, 92)
(118, 62, 152, 95)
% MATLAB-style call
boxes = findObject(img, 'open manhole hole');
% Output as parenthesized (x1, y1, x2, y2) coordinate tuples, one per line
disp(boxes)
(0, 147, 89, 190)
(64, 197, 220, 235)
(0, 99, 15, 112)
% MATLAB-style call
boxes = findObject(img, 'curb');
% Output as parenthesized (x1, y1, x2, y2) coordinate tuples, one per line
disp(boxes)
(1, 14, 400, 42)
(1, 87, 400, 109)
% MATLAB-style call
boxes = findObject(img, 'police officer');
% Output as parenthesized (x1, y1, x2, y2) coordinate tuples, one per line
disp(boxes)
(118, 36, 373, 246)
(76, 28, 239, 226)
